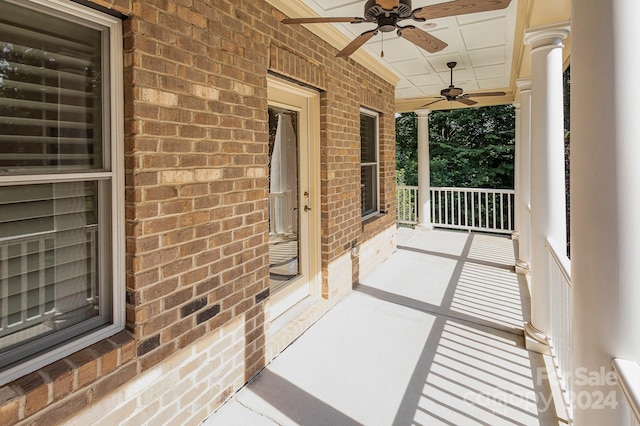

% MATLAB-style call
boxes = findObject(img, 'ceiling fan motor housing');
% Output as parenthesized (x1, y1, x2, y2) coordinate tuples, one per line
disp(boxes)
(364, 0, 413, 21)
(441, 87, 464, 98)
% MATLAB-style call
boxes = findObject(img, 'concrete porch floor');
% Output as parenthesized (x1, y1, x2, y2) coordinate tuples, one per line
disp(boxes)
(203, 228, 561, 426)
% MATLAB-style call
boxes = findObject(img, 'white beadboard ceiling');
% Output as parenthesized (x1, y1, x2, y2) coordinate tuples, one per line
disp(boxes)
(287, 0, 520, 110)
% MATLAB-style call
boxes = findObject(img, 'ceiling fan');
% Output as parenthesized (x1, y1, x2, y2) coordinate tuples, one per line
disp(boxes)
(281, 0, 512, 58)
(422, 61, 506, 107)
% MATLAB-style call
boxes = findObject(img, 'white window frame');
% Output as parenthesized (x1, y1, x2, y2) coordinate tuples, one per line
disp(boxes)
(360, 107, 380, 220)
(0, 0, 125, 386)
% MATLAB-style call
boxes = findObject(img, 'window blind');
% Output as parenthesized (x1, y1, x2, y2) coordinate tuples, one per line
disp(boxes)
(0, 7, 102, 173)
(0, 182, 99, 351)
(0, 2, 105, 356)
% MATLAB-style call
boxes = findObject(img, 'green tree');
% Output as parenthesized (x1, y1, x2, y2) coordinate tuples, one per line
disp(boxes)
(395, 112, 418, 186)
(396, 105, 515, 189)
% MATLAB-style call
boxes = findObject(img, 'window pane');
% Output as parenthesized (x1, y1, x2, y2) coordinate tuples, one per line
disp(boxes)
(0, 2, 103, 174)
(360, 111, 379, 217)
(0, 182, 102, 357)
(360, 113, 377, 163)
(361, 164, 377, 217)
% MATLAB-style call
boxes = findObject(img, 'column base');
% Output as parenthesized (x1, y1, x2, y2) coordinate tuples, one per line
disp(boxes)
(524, 322, 550, 354)
(515, 260, 530, 275)
(512, 231, 520, 241)
(415, 223, 433, 231)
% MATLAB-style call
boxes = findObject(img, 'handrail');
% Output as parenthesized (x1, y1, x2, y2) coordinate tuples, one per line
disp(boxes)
(612, 358, 640, 424)
(545, 237, 571, 287)
(428, 186, 515, 194)
(396, 186, 515, 234)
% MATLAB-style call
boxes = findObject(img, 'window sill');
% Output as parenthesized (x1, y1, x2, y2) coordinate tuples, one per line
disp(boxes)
(362, 211, 387, 225)
(0, 331, 135, 423)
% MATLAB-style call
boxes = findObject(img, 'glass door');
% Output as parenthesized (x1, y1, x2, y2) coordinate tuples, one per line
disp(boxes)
(267, 78, 319, 320)
(268, 107, 302, 292)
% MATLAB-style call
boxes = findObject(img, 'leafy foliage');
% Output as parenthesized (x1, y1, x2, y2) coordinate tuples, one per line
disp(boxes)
(395, 112, 418, 186)
(396, 105, 515, 189)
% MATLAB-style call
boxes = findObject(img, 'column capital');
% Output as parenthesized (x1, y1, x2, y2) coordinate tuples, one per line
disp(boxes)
(414, 108, 431, 117)
(524, 22, 570, 49)
(516, 78, 531, 92)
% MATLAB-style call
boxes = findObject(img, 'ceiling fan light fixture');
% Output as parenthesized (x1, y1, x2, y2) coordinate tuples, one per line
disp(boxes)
(378, 16, 398, 32)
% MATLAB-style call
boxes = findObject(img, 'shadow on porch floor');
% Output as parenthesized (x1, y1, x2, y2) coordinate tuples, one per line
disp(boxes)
(203, 228, 561, 426)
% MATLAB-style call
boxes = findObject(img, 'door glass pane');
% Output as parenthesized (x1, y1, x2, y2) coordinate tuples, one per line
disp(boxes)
(268, 107, 300, 292)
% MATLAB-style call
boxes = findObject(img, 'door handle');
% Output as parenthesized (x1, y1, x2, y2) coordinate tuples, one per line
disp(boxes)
(304, 205, 311, 212)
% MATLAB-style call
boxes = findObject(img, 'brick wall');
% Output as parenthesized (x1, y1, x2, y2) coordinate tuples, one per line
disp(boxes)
(65, 316, 246, 426)
(0, 0, 396, 424)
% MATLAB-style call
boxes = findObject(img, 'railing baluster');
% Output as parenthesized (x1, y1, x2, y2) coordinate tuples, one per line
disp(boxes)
(499, 193, 504, 230)
(463, 190, 468, 227)
(417, 188, 420, 223)
(430, 188, 435, 226)
(444, 190, 449, 225)
(471, 192, 476, 228)
(21, 241, 27, 326)
(484, 193, 489, 229)
(456, 190, 461, 226)
(438, 189, 443, 226)
(39, 238, 46, 317)
(395, 186, 515, 233)
(412, 187, 415, 222)
(492, 192, 496, 229)
(403, 188, 408, 222)
(507, 193, 512, 230)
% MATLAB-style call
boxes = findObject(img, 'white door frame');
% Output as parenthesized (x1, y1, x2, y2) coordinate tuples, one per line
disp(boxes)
(267, 76, 320, 319)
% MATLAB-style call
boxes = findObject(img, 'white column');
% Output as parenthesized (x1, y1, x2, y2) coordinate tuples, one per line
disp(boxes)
(523, 23, 569, 354)
(415, 109, 432, 230)
(572, 1, 640, 424)
(515, 80, 532, 275)
(512, 102, 521, 241)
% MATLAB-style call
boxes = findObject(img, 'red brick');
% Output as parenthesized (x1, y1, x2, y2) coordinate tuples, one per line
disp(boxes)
(13, 372, 48, 417)
(40, 360, 74, 401)
(27, 391, 88, 426)
(139, 343, 174, 371)
(0, 0, 397, 420)
(91, 363, 137, 402)
(0, 389, 19, 426)
(93, 341, 119, 376)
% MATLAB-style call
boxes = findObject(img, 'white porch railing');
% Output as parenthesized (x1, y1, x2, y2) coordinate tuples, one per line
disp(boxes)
(612, 358, 640, 426)
(546, 237, 573, 421)
(396, 185, 418, 225)
(396, 186, 515, 234)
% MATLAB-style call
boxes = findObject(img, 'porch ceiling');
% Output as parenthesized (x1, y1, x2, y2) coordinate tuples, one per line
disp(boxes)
(267, 0, 570, 112)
